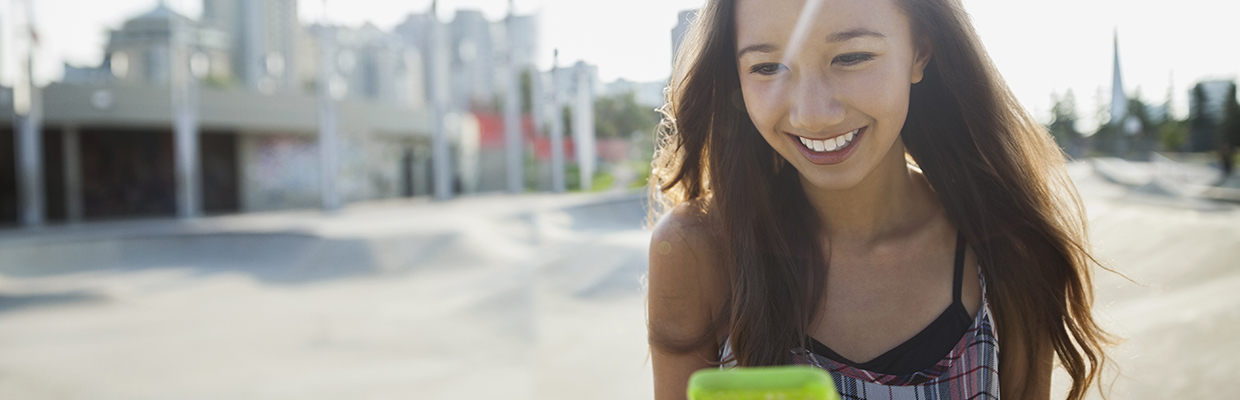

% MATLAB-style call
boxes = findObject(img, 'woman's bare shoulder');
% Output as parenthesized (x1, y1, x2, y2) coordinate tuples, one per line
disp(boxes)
(653, 199, 713, 237)
(650, 200, 722, 276)
(648, 200, 727, 337)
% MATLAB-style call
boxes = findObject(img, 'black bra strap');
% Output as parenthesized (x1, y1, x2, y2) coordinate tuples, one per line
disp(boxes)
(952, 231, 966, 303)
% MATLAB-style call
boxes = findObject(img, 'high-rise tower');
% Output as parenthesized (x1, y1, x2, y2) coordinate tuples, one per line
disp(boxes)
(671, 9, 696, 64)
(202, 0, 299, 93)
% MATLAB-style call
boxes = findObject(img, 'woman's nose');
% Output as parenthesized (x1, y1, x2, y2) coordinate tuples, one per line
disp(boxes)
(787, 73, 845, 132)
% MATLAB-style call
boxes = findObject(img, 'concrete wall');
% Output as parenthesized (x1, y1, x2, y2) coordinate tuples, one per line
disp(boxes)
(238, 132, 430, 212)
(475, 147, 507, 193)
(238, 134, 319, 212)
(0, 83, 431, 140)
(0, 82, 437, 216)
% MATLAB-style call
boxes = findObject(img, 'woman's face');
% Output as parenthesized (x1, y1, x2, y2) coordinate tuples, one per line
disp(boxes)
(735, 0, 930, 190)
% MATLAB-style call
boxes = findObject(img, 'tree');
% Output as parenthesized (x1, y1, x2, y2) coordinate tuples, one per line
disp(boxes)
(594, 90, 660, 140)
(1158, 119, 1189, 153)
(1126, 94, 1160, 157)
(1155, 81, 1188, 153)
(1047, 90, 1083, 157)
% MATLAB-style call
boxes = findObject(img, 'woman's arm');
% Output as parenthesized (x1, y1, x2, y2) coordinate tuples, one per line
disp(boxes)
(1002, 321, 1054, 399)
(648, 204, 728, 400)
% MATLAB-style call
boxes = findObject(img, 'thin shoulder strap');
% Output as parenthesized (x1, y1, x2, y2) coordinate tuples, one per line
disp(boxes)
(952, 231, 966, 304)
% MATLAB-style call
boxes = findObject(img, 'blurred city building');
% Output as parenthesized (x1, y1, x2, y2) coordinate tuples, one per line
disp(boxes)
(0, 0, 606, 227)
(1084, 31, 1186, 160)
(447, 10, 497, 111)
(0, 2, 432, 225)
(670, 9, 696, 65)
(200, 0, 302, 94)
(1189, 80, 1234, 152)
(602, 79, 665, 109)
(322, 23, 426, 106)
(395, 6, 601, 194)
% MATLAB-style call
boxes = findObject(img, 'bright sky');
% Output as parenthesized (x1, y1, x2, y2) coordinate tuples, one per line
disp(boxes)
(16, 0, 1240, 131)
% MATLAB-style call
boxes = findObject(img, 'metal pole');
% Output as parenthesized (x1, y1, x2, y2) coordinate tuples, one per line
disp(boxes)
(429, 7, 452, 201)
(13, 0, 43, 226)
(549, 50, 565, 193)
(62, 125, 84, 222)
(502, 12, 522, 193)
(529, 65, 545, 191)
(573, 63, 595, 191)
(317, 26, 341, 211)
(530, 61, 543, 150)
(171, 16, 202, 219)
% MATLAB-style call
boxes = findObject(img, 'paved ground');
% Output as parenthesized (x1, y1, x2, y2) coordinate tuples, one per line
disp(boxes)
(0, 192, 655, 400)
(0, 160, 1237, 399)
(1059, 160, 1240, 399)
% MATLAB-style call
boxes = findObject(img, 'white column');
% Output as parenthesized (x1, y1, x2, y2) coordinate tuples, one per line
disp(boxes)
(279, 0, 298, 92)
(573, 64, 595, 191)
(62, 126, 84, 222)
(528, 67, 548, 192)
(171, 18, 202, 219)
(529, 68, 549, 192)
(502, 34, 523, 193)
(317, 26, 341, 212)
(549, 65, 566, 193)
(243, 0, 266, 89)
(429, 14, 453, 201)
(13, 0, 43, 227)
(530, 66, 543, 150)
(13, 91, 42, 227)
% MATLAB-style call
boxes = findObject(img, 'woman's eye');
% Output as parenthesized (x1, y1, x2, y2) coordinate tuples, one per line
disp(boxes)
(749, 63, 783, 76)
(834, 53, 875, 66)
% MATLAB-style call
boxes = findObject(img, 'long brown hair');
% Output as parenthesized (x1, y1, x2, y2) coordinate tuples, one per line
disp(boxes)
(649, 0, 1113, 399)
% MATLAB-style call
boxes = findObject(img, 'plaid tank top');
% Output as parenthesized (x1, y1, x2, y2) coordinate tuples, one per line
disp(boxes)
(720, 264, 1001, 399)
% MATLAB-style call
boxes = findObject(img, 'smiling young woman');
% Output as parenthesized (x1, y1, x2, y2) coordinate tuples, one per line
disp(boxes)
(645, 0, 1113, 399)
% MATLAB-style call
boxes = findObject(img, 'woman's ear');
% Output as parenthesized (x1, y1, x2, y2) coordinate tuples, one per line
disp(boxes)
(911, 37, 933, 84)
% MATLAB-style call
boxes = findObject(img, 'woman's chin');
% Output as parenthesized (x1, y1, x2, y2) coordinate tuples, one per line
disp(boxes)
(794, 167, 868, 192)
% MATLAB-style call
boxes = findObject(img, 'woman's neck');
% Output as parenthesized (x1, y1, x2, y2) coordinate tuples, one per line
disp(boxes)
(799, 138, 941, 245)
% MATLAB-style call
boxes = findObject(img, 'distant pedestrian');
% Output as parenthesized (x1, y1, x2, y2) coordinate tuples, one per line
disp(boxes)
(1221, 142, 1234, 179)
(645, 0, 1114, 399)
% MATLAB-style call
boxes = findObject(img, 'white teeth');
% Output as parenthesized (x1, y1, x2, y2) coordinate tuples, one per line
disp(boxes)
(796, 128, 860, 153)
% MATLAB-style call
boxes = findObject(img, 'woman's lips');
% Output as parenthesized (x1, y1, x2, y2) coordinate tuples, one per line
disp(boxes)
(785, 126, 865, 166)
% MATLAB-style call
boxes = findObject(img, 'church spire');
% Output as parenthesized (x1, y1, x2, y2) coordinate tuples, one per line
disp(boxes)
(1110, 28, 1128, 125)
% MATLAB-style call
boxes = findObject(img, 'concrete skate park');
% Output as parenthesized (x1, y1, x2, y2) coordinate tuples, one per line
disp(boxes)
(0, 160, 1237, 399)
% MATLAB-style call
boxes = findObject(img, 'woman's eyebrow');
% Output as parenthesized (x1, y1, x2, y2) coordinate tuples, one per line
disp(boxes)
(737, 29, 885, 59)
(736, 43, 779, 58)
(826, 28, 886, 43)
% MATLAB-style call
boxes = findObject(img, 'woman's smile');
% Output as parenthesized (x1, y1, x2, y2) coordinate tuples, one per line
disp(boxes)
(735, 0, 928, 190)
(785, 126, 866, 165)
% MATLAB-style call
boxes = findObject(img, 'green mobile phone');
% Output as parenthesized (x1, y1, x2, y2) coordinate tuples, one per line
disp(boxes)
(687, 366, 840, 400)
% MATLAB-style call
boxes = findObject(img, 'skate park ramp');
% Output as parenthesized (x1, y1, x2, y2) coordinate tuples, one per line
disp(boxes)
(2, 169, 1240, 399)
(0, 192, 658, 400)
